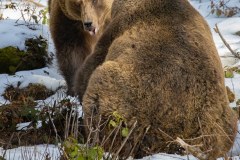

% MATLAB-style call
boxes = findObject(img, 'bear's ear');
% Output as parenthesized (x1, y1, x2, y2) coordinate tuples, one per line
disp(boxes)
(64, 0, 83, 20)
(76, 0, 83, 6)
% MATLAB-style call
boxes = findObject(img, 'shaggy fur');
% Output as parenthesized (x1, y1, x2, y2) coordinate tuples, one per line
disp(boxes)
(75, 0, 238, 159)
(48, 0, 96, 95)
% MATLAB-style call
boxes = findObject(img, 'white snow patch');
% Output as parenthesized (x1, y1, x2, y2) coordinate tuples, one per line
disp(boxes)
(16, 121, 42, 131)
(0, 145, 61, 160)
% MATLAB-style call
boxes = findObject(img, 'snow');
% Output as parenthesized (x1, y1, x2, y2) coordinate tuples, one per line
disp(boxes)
(0, 20, 48, 50)
(16, 121, 42, 130)
(0, 67, 65, 104)
(0, 0, 240, 159)
(140, 153, 197, 160)
(0, 145, 61, 160)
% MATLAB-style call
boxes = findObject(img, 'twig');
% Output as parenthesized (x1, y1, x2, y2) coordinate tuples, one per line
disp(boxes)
(65, 107, 74, 139)
(113, 121, 138, 159)
(101, 123, 118, 147)
(175, 137, 208, 160)
(92, 115, 102, 147)
(2, 133, 15, 158)
(214, 24, 240, 59)
(64, 109, 69, 139)
(26, 0, 45, 7)
(70, 109, 76, 137)
(158, 128, 175, 141)
(74, 111, 79, 139)
(107, 121, 123, 159)
(47, 102, 60, 143)
(86, 109, 96, 146)
(128, 125, 151, 157)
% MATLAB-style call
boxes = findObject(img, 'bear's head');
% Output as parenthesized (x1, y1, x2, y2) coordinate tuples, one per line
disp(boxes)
(80, 0, 113, 34)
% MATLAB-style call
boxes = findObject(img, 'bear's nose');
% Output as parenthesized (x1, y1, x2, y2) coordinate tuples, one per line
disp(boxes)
(84, 22, 92, 28)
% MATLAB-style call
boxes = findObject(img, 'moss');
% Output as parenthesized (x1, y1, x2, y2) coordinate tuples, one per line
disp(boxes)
(0, 46, 25, 74)
(0, 36, 51, 74)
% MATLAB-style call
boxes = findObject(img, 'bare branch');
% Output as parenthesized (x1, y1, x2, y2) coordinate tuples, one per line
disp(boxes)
(175, 137, 208, 160)
(113, 121, 138, 159)
(214, 24, 240, 59)
(25, 0, 45, 7)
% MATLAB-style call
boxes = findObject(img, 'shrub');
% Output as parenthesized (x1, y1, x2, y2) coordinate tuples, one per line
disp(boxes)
(0, 36, 51, 74)
(210, 0, 240, 17)
(62, 137, 104, 160)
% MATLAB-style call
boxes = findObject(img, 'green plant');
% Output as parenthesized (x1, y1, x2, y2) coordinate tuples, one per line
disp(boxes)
(0, 46, 25, 74)
(39, 8, 49, 25)
(108, 111, 129, 138)
(223, 67, 240, 78)
(225, 70, 234, 78)
(62, 137, 104, 160)
(0, 36, 51, 74)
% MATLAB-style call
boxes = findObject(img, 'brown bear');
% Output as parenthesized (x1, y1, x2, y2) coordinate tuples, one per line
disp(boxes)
(75, 0, 238, 159)
(48, 0, 97, 95)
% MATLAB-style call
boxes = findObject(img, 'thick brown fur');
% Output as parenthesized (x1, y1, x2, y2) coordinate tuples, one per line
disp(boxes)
(48, 0, 97, 95)
(75, 0, 238, 159)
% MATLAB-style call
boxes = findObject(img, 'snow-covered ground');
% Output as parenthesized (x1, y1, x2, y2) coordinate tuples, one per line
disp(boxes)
(0, 144, 61, 160)
(0, 0, 240, 159)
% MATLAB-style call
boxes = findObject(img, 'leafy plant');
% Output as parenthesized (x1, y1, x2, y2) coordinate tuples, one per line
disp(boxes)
(62, 137, 104, 160)
(109, 111, 129, 138)
(225, 70, 234, 78)
(39, 8, 48, 25)
(224, 67, 240, 78)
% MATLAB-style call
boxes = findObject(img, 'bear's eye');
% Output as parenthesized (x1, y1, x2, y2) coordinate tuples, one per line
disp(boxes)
(92, 0, 97, 4)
